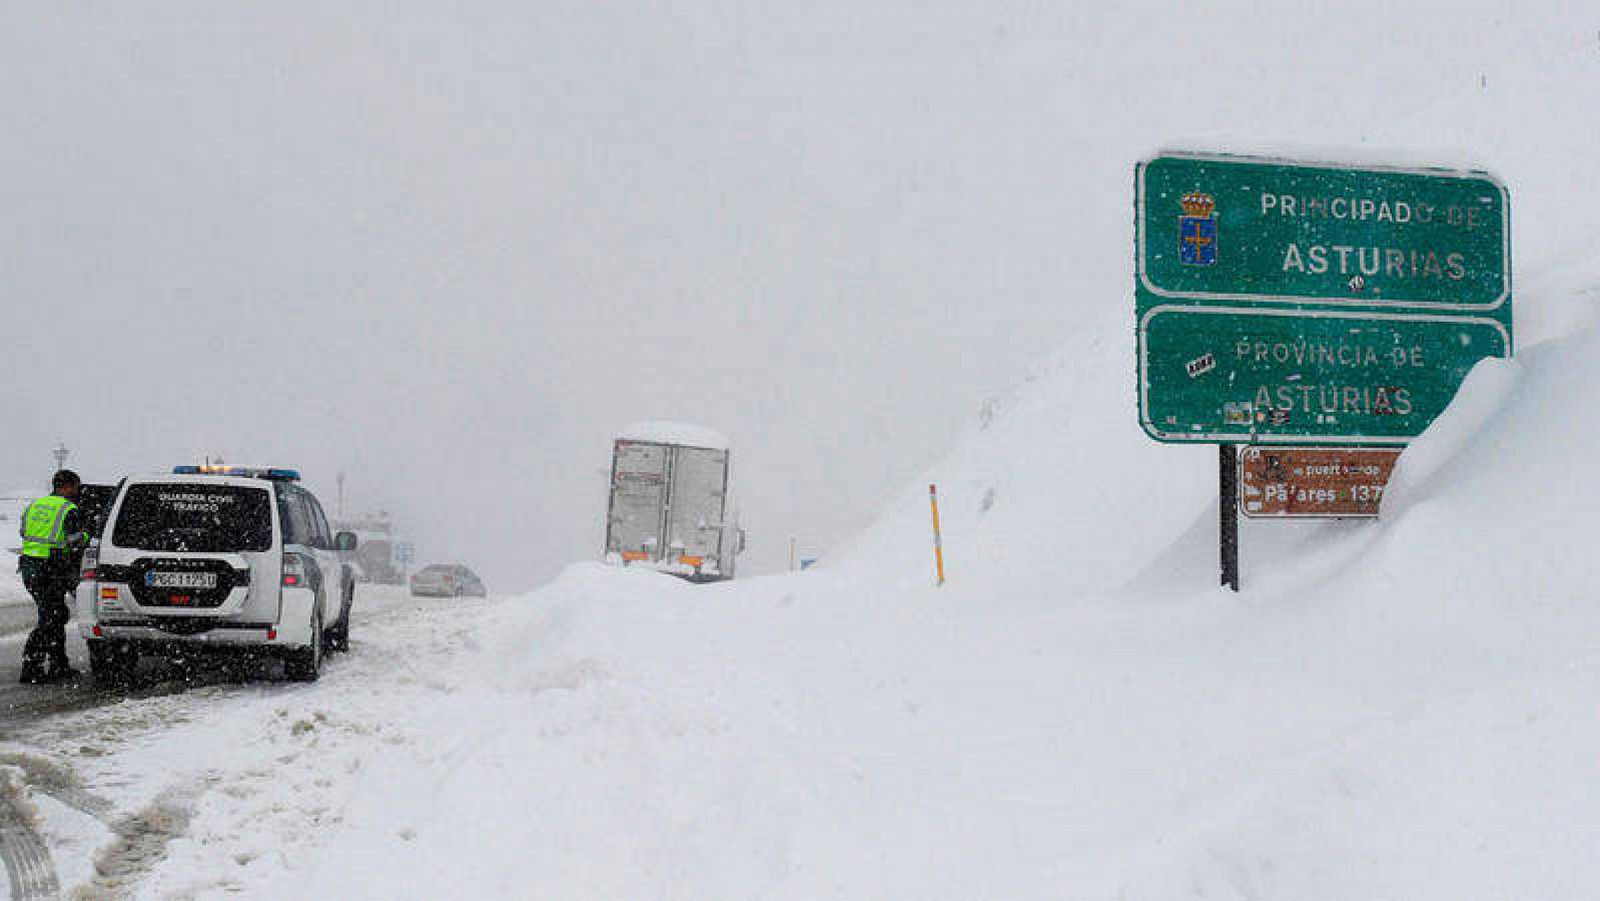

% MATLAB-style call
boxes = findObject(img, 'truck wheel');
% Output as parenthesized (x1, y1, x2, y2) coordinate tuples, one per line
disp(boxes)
(285, 606, 323, 682)
(87, 640, 135, 686)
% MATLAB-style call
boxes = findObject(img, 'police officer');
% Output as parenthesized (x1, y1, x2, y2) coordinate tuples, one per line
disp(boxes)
(17, 469, 89, 683)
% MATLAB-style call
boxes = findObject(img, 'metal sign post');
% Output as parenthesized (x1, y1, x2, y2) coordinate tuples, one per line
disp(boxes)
(1220, 445, 1239, 591)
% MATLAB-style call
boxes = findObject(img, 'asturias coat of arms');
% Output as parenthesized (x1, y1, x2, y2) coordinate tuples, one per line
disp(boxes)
(1177, 191, 1217, 266)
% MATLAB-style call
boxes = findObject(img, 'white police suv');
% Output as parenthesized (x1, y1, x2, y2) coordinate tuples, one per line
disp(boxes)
(77, 465, 358, 683)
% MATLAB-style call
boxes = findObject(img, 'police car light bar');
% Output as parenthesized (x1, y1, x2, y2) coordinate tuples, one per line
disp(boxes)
(172, 465, 301, 481)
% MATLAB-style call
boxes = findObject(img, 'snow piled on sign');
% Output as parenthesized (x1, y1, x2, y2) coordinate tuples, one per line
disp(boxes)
(617, 421, 731, 450)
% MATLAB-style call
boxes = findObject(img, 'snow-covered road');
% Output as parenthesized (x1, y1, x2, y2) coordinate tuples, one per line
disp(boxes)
(0, 609, 31, 645)
(0, 572, 32, 642)
(0, 584, 448, 898)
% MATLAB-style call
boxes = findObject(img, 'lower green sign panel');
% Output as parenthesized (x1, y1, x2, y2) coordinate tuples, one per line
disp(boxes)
(1139, 306, 1508, 444)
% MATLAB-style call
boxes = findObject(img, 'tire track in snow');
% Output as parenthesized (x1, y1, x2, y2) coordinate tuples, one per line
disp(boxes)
(75, 788, 199, 900)
(0, 766, 60, 901)
(0, 753, 208, 899)
(0, 753, 115, 823)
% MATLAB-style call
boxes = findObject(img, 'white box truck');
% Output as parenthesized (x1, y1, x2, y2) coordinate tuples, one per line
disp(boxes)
(604, 422, 744, 582)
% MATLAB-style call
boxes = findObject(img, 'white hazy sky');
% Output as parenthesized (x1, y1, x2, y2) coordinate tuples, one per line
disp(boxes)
(3, 3, 1596, 589)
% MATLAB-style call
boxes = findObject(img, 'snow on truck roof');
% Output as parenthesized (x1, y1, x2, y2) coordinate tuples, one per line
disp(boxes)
(617, 421, 730, 450)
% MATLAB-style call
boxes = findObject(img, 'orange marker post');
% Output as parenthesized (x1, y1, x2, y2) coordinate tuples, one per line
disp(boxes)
(929, 484, 945, 587)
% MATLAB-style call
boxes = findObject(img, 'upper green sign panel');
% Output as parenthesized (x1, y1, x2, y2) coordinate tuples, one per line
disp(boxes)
(1138, 154, 1509, 310)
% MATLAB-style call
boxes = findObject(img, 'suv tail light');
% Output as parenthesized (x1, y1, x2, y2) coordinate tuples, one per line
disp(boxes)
(80, 544, 99, 581)
(282, 553, 309, 588)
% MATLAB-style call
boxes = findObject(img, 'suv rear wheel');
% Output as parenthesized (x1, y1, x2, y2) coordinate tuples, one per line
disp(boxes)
(284, 604, 323, 682)
(87, 640, 136, 686)
(326, 584, 353, 652)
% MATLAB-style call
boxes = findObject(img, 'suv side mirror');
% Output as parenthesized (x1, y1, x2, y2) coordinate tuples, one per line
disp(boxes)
(335, 531, 358, 552)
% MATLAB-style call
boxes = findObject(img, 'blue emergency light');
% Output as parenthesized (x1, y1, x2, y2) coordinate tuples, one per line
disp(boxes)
(173, 465, 301, 481)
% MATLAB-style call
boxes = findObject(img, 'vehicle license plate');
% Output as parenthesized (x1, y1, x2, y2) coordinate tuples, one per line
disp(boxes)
(146, 572, 218, 589)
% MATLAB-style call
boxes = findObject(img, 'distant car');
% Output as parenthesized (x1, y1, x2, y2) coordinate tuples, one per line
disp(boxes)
(410, 564, 486, 598)
(78, 465, 358, 684)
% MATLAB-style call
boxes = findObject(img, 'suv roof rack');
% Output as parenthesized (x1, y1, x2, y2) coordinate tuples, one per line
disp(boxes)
(172, 465, 301, 481)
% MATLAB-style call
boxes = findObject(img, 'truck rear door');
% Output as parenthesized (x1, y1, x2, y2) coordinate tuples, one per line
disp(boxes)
(608, 441, 669, 560)
(665, 446, 729, 567)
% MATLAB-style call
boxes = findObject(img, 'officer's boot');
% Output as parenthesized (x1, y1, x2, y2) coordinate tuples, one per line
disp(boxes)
(19, 627, 51, 683)
(46, 653, 80, 682)
(18, 652, 48, 685)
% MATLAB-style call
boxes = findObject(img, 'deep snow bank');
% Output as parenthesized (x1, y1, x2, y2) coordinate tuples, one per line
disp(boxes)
(300, 316, 1600, 896)
(1382, 324, 1600, 601)
(24, 309, 1600, 898)
(300, 299, 1600, 896)
(110, 319, 1600, 898)
(834, 306, 1216, 605)
(1115, 320, 1600, 898)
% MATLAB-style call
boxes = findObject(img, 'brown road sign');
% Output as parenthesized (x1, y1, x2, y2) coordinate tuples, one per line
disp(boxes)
(1239, 446, 1401, 518)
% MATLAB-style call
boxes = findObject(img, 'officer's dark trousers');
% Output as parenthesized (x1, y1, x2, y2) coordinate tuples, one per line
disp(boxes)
(19, 557, 73, 674)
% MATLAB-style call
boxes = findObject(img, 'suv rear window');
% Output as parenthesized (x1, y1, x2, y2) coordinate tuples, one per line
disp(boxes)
(76, 484, 119, 538)
(112, 483, 274, 553)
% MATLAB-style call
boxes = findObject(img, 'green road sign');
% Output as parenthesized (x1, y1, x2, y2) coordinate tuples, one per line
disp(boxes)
(1139, 306, 1508, 444)
(1135, 152, 1513, 444)
(1138, 154, 1509, 309)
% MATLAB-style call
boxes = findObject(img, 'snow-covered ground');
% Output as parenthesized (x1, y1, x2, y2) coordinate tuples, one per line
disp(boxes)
(4, 268, 1599, 898)
(0, 570, 25, 608)
(0, 570, 32, 645)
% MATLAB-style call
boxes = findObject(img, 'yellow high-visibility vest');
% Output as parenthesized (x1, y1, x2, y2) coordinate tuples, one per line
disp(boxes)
(20, 495, 76, 559)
